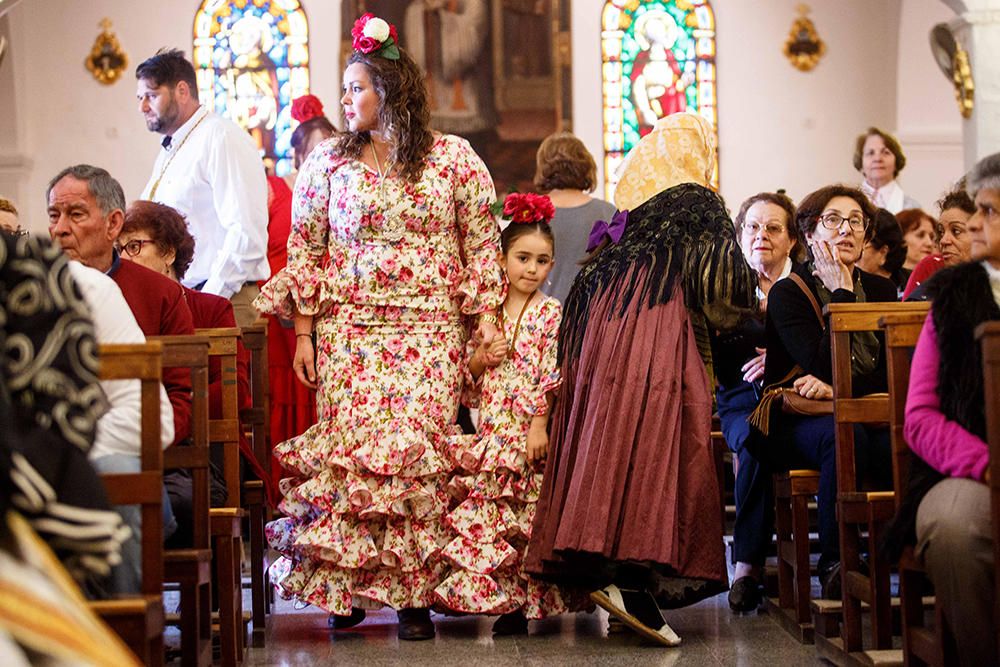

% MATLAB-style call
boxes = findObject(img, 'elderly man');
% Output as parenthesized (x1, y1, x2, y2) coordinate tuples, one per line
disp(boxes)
(136, 48, 268, 327)
(68, 260, 178, 593)
(46, 164, 194, 446)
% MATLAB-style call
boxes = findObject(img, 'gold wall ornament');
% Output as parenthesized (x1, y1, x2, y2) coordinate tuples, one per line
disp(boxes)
(784, 4, 826, 72)
(930, 23, 975, 119)
(85, 18, 128, 85)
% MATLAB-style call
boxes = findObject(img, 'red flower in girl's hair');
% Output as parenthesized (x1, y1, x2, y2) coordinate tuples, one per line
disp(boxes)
(291, 95, 324, 123)
(502, 193, 556, 224)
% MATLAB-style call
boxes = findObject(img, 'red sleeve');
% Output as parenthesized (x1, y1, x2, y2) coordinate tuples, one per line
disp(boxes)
(266, 175, 294, 276)
(902, 254, 943, 300)
(162, 284, 195, 446)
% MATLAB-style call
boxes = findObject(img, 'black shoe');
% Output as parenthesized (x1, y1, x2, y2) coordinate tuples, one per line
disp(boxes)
(328, 608, 366, 630)
(728, 576, 763, 613)
(397, 608, 435, 641)
(492, 610, 528, 636)
(819, 561, 842, 601)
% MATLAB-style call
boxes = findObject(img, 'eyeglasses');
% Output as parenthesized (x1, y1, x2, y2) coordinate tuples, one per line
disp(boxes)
(817, 212, 867, 233)
(1, 227, 28, 237)
(117, 239, 156, 257)
(742, 222, 787, 237)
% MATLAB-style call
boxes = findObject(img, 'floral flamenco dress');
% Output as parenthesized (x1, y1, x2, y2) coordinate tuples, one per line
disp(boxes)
(253, 134, 502, 614)
(435, 295, 576, 618)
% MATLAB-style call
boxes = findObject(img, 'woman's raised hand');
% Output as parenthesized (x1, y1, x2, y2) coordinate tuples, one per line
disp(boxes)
(810, 238, 854, 293)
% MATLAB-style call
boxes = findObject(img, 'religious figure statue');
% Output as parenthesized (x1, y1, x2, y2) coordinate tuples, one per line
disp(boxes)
(404, 0, 497, 139)
(630, 10, 694, 134)
(224, 15, 280, 162)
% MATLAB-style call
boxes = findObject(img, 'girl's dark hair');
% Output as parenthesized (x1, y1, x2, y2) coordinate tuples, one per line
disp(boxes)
(123, 200, 196, 280)
(291, 116, 337, 169)
(500, 222, 555, 255)
(796, 184, 877, 242)
(733, 190, 805, 262)
(335, 49, 434, 183)
(867, 208, 907, 275)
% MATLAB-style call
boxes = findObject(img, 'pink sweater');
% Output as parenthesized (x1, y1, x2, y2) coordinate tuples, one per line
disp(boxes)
(904, 313, 990, 480)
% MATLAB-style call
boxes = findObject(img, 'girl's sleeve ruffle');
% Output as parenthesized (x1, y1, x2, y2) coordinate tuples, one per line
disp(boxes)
(513, 299, 562, 416)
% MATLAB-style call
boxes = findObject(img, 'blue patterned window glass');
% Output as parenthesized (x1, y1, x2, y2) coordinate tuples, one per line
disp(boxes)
(194, 0, 310, 176)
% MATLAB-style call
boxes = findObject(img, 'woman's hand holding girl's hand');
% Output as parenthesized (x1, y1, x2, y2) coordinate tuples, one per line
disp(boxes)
(527, 422, 549, 463)
(810, 238, 854, 293)
(792, 374, 832, 400)
(482, 334, 508, 365)
(741, 347, 766, 383)
(293, 335, 317, 389)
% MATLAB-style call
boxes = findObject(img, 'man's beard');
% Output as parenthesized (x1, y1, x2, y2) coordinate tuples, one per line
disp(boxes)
(147, 100, 180, 134)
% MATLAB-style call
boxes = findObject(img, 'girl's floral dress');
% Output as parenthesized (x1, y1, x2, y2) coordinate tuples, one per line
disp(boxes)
(435, 295, 576, 618)
(253, 134, 502, 614)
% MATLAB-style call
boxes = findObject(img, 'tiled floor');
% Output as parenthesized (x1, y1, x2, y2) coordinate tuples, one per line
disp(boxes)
(238, 591, 824, 666)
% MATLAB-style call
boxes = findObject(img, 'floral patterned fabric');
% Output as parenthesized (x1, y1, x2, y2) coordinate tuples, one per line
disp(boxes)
(254, 134, 503, 614)
(435, 296, 575, 618)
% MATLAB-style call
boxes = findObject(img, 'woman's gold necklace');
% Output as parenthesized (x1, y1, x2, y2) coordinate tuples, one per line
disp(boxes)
(370, 139, 404, 242)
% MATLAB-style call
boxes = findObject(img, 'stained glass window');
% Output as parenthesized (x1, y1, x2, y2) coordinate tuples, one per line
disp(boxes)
(601, 0, 717, 199)
(193, 0, 310, 176)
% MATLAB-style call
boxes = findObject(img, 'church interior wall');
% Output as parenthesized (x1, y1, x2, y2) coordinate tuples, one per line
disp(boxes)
(2, 0, 967, 231)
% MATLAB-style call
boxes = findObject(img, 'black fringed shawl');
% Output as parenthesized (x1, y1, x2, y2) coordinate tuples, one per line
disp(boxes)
(559, 183, 757, 369)
(882, 261, 999, 560)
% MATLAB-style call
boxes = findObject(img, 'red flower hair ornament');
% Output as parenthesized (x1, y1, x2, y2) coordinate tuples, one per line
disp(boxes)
(351, 13, 400, 60)
(500, 193, 556, 228)
(291, 95, 325, 123)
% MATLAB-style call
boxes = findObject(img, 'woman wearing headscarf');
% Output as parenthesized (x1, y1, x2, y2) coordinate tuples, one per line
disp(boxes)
(526, 112, 756, 645)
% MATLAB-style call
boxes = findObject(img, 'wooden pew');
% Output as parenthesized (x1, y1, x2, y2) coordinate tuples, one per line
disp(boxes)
(975, 321, 1000, 665)
(819, 301, 930, 665)
(771, 469, 821, 642)
(196, 327, 246, 665)
(240, 322, 272, 647)
(152, 335, 213, 667)
(90, 342, 166, 667)
(882, 309, 956, 667)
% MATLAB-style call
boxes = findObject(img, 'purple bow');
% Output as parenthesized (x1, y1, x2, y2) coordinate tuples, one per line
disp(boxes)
(586, 209, 629, 252)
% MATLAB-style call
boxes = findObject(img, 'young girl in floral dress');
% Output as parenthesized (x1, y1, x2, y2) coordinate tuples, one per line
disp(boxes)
(435, 193, 575, 634)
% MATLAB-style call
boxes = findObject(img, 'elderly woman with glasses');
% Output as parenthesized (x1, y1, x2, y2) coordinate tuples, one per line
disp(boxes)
(748, 185, 898, 600)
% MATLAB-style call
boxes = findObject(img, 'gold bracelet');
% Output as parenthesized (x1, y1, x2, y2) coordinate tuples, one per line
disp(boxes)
(296, 333, 312, 338)
(479, 312, 499, 326)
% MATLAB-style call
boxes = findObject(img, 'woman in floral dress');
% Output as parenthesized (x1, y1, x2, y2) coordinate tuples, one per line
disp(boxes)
(254, 14, 503, 641)
(435, 194, 579, 634)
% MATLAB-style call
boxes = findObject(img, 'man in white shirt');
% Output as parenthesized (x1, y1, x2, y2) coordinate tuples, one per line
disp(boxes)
(68, 260, 177, 593)
(135, 48, 269, 327)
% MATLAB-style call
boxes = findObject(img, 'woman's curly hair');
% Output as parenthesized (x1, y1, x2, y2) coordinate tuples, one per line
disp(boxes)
(335, 49, 434, 183)
(123, 200, 195, 280)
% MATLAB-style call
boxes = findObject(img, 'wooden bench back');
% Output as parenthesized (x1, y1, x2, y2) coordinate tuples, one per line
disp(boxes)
(147, 335, 211, 550)
(879, 307, 931, 509)
(239, 322, 271, 477)
(826, 301, 931, 490)
(97, 341, 164, 597)
(195, 327, 242, 508)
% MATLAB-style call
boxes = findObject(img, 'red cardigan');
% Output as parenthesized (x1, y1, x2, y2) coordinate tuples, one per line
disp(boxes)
(109, 258, 194, 446)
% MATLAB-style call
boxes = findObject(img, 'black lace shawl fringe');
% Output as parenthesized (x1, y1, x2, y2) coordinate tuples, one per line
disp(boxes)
(559, 183, 756, 365)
